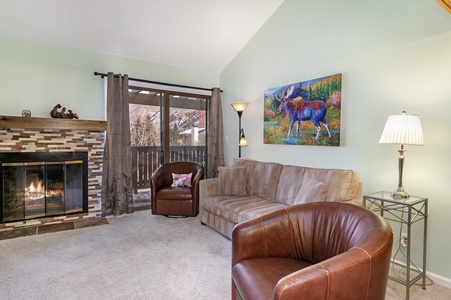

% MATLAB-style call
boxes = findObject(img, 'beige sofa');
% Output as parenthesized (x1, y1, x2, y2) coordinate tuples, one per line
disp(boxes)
(199, 158, 362, 239)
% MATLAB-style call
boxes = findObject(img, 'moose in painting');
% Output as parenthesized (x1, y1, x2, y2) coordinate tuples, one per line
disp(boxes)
(276, 85, 332, 139)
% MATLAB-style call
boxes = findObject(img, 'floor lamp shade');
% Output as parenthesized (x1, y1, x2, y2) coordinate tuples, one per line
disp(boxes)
(231, 103, 249, 113)
(239, 129, 248, 147)
(379, 111, 424, 199)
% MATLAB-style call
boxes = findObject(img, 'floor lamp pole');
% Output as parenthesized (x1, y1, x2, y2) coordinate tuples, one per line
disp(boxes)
(238, 111, 242, 158)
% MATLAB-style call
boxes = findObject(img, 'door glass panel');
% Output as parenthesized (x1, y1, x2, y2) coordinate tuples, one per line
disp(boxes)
(169, 95, 207, 165)
(129, 89, 162, 148)
(129, 88, 164, 207)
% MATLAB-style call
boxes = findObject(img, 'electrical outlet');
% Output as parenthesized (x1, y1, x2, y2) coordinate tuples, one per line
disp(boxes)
(401, 233, 408, 248)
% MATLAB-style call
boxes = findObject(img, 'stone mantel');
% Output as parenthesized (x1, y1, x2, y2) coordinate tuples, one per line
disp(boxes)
(0, 115, 107, 131)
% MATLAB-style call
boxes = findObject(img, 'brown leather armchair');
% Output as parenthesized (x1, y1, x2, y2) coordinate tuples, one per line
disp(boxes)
(232, 202, 393, 300)
(151, 161, 204, 217)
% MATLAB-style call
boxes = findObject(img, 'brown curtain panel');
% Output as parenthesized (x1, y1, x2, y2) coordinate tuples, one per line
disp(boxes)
(102, 72, 133, 216)
(207, 88, 225, 178)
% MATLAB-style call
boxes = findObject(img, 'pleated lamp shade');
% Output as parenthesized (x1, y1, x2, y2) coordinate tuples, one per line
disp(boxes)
(379, 112, 424, 146)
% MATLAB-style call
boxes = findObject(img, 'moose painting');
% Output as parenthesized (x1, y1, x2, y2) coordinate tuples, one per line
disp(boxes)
(264, 73, 342, 146)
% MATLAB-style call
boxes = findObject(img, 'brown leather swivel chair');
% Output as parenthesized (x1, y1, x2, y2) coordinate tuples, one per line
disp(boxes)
(232, 202, 393, 300)
(151, 161, 204, 217)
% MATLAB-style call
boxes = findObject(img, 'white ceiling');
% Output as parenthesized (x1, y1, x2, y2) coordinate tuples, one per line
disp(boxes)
(0, 0, 285, 74)
(2, 1, 451, 75)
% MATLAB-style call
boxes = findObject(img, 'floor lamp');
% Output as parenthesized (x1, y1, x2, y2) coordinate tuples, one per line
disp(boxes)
(379, 111, 424, 199)
(231, 103, 249, 158)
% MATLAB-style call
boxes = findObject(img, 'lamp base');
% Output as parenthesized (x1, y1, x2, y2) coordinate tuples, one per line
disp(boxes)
(392, 190, 410, 200)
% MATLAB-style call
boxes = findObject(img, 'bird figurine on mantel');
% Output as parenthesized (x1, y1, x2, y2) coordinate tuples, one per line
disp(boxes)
(50, 104, 79, 119)
(67, 110, 79, 119)
(50, 104, 61, 118)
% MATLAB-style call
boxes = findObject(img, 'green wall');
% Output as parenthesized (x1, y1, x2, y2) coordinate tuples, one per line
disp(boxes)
(0, 35, 219, 120)
(1, 0, 451, 285)
(220, 0, 451, 282)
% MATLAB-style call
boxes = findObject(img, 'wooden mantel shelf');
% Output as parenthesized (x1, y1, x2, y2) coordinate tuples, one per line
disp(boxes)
(0, 115, 107, 131)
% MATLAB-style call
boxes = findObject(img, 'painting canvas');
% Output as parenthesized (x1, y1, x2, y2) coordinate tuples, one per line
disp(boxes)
(263, 73, 342, 146)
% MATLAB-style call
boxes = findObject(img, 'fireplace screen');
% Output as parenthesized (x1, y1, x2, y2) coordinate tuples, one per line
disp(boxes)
(1, 152, 88, 223)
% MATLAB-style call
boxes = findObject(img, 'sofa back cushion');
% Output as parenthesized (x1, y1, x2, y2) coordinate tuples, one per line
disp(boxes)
(276, 165, 361, 205)
(218, 166, 248, 196)
(292, 177, 328, 205)
(233, 158, 283, 201)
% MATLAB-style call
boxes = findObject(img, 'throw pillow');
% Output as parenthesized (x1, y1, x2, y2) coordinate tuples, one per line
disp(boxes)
(293, 177, 328, 204)
(172, 173, 192, 187)
(218, 166, 247, 196)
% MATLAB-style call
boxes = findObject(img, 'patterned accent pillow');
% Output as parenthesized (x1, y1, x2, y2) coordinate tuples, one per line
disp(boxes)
(172, 173, 192, 187)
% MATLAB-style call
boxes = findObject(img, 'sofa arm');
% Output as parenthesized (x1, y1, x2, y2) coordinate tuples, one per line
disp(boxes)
(199, 178, 220, 198)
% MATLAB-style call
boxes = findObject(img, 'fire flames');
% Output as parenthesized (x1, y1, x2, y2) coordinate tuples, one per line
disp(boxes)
(26, 181, 45, 201)
(28, 181, 43, 193)
(25, 181, 62, 201)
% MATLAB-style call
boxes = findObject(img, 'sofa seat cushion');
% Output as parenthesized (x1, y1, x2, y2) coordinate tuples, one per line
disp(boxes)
(156, 187, 192, 200)
(238, 203, 287, 223)
(201, 196, 272, 223)
(232, 257, 312, 300)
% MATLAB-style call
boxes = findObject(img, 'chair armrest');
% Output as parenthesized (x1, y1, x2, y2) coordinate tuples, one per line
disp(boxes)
(232, 208, 296, 266)
(150, 166, 172, 204)
(274, 264, 329, 300)
(274, 246, 390, 300)
(191, 167, 204, 199)
(151, 166, 172, 191)
(199, 178, 219, 198)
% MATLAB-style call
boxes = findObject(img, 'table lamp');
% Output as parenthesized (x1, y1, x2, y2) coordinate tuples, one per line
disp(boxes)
(379, 111, 424, 199)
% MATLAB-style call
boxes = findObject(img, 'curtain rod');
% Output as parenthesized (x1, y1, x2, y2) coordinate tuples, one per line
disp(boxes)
(93, 72, 222, 93)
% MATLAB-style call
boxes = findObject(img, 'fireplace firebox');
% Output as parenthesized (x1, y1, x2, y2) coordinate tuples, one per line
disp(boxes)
(0, 152, 88, 223)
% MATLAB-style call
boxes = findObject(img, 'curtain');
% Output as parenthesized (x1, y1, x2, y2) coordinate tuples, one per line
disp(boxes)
(207, 88, 225, 178)
(101, 72, 133, 216)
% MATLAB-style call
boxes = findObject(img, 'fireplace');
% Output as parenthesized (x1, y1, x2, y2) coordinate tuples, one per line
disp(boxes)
(0, 152, 88, 223)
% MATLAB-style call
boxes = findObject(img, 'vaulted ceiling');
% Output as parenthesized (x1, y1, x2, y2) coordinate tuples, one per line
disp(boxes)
(1, 1, 450, 75)
(0, 0, 284, 74)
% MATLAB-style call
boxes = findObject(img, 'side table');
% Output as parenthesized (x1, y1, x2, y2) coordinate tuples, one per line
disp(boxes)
(363, 191, 428, 300)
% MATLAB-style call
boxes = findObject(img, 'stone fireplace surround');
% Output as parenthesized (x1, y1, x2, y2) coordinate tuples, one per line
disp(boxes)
(0, 115, 107, 238)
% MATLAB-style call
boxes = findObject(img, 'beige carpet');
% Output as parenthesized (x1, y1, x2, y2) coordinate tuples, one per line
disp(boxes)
(0, 211, 231, 300)
(0, 210, 450, 300)
(385, 270, 451, 300)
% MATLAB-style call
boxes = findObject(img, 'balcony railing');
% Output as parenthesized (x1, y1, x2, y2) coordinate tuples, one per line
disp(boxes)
(131, 146, 206, 194)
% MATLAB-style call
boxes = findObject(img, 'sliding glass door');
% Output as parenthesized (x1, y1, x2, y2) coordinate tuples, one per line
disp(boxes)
(129, 86, 208, 199)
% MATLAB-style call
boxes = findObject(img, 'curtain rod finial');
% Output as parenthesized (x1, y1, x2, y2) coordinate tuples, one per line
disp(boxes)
(94, 71, 105, 78)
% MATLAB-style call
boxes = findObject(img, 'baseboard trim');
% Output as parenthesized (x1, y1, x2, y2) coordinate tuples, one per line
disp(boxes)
(391, 259, 451, 289)
(427, 271, 451, 289)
